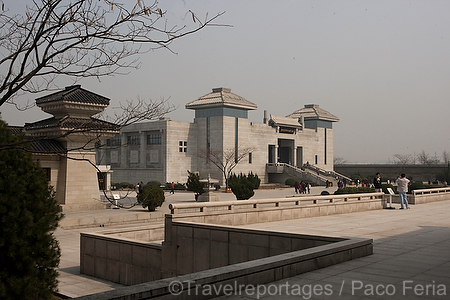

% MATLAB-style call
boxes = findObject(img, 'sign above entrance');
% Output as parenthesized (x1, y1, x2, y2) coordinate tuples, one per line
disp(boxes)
(279, 127, 295, 134)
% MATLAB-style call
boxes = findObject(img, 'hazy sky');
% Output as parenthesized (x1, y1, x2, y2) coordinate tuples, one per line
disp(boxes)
(1, 0, 450, 163)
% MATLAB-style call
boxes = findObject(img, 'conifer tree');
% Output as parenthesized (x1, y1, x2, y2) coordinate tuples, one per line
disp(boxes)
(0, 120, 62, 300)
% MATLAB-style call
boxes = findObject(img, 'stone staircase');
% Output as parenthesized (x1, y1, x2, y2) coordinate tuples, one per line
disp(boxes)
(266, 163, 351, 186)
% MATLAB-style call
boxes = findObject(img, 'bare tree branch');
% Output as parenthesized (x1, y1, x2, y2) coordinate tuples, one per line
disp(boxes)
(0, 0, 226, 107)
(198, 146, 255, 188)
(393, 153, 413, 165)
(443, 151, 450, 165)
(417, 150, 440, 166)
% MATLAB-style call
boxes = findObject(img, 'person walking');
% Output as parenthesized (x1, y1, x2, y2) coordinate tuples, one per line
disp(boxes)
(170, 182, 175, 194)
(396, 174, 410, 209)
(135, 182, 140, 195)
(139, 181, 144, 194)
(373, 172, 383, 193)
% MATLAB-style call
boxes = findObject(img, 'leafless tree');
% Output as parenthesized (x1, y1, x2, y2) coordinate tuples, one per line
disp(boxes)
(393, 153, 413, 165)
(443, 151, 450, 164)
(417, 150, 440, 166)
(0, 0, 225, 108)
(0, 0, 226, 209)
(198, 146, 256, 189)
(0, 0, 224, 150)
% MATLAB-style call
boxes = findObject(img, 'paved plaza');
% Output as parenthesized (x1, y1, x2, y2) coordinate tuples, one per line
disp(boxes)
(55, 187, 450, 299)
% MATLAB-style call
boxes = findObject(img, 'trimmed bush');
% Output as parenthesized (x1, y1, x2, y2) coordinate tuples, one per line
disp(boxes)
(164, 182, 185, 190)
(285, 178, 296, 187)
(247, 172, 261, 189)
(409, 181, 425, 192)
(146, 181, 161, 188)
(228, 173, 255, 200)
(334, 187, 375, 195)
(186, 171, 204, 200)
(137, 185, 165, 211)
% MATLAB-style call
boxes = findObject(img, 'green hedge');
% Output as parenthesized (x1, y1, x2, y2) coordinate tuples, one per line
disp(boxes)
(285, 178, 296, 187)
(334, 187, 375, 195)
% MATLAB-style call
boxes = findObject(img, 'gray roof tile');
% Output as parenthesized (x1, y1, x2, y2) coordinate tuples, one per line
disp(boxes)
(287, 104, 339, 122)
(36, 85, 110, 106)
(269, 114, 303, 128)
(186, 87, 257, 110)
(25, 116, 119, 132)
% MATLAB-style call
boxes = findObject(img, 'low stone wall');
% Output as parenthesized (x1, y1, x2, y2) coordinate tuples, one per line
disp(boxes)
(60, 210, 165, 229)
(412, 187, 450, 204)
(80, 194, 384, 287)
(169, 193, 386, 226)
(77, 218, 372, 300)
(386, 187, 450, 205)
(80, 225, 165, 285)
(161, 217, 345, 278)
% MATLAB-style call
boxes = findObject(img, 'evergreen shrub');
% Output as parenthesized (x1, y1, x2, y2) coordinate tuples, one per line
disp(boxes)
(0, 120, 62, 299)
(228, 173, 255, 200)
(186, 171, 204, 200)
(137, 185, 165, 211)
(285, 178, 296, 187)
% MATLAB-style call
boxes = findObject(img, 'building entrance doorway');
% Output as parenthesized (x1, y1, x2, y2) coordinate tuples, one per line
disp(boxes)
(278, 139, 294, 165)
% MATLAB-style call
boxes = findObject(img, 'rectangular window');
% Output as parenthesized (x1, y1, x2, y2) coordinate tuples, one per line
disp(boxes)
(127, 135, 140, 145)
(315, 155, 318, 165)
(43, 168, 51, 181)
(249, 153, 252, 164)
(147, 133, 161, 145)
(179, 141, 187, 153)
(107, 135, 121, 147)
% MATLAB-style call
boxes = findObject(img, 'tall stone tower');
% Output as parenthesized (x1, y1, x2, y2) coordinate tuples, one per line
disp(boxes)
(185, 87, 257, 183)
(25, 85, 118, 212)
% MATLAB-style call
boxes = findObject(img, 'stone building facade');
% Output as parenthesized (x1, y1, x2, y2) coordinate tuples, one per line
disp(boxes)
(23, 85, 118, 211)
(97, 88, 339, 186)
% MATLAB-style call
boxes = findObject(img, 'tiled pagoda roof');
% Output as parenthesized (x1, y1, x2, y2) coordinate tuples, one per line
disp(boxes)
(287, 104, 339, 122)
(186, 88, 257, 110)
(36, 85, 110, 106)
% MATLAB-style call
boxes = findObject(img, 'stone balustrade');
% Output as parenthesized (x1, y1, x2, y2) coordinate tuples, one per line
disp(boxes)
(169, 192, 384, 214)
(412, 186, 450, 195)
(411, 187, 450, 204)
(168, 193, 386, 226)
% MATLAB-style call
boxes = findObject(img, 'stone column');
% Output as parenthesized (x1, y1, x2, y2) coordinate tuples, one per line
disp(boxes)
(275, 145, 279, 163)
(120, 132, 127, 168)
(140, 131, 146, 168)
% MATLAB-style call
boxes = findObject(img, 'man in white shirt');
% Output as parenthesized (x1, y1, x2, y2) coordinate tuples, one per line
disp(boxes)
(396, 174, 410, 209)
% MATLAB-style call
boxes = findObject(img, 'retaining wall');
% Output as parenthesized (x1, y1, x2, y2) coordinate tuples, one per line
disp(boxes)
(77, 219, 372, 300)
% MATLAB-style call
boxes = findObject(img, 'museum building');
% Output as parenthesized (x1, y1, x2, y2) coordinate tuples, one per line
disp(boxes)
(96, 87, 340, 186)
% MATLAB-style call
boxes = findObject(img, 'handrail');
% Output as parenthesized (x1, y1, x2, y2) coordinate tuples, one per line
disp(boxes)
(169, 192, 384, 214)
(266, 163, 327, 183)
(303, 164, 352, 182)
(412, 187, 450, 195)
